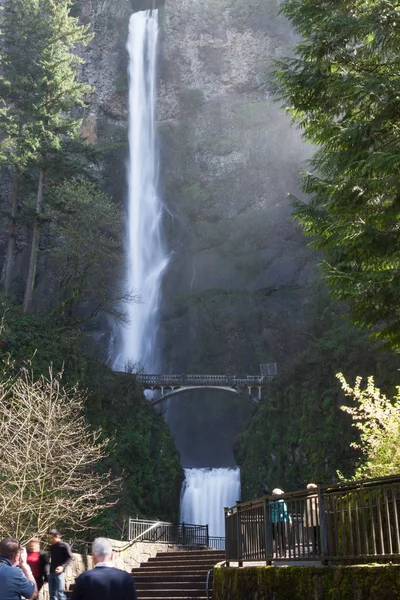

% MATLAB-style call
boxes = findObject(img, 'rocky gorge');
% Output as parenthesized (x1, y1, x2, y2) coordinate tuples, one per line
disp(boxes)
(3, 0, 394, 510)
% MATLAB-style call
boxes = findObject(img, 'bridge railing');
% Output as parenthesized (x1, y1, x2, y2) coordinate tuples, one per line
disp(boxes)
(225, 474, 400, 565)
(128, 518, 210, 547)
(136, 374, 274, 387)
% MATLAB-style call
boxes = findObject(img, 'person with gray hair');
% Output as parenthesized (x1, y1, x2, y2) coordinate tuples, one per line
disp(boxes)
(304, 483, 320, 555)
(71, 538, 137, 600)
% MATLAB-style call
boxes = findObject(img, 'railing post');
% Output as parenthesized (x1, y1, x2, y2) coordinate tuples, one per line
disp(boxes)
(182, 522, 186, 546)
(206, 524, 209, 547)
(264, 496, 273, 565)
(236, 502, 243, 567)
(317, 484, 329, 564)
(224, 507, 229, 565)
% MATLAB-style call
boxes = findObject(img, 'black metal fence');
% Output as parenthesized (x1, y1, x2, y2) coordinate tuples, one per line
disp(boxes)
(225, 475, 400, 564)
(128, 518, 210, 547)
(208, 537, 226, 551)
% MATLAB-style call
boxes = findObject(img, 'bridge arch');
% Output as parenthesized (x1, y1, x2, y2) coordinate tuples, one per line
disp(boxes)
(137, 374, 276, 407)
(149, 385, 261, 407)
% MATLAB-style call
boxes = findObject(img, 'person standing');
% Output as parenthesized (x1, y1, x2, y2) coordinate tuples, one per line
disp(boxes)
(269, 488, 291, 556)
(71, 538, 137, 600)
(304, 483, 320, 554)
(26, 538, 49, 593)
(48, 530, 72, 600)
(0, 538, 37, 600)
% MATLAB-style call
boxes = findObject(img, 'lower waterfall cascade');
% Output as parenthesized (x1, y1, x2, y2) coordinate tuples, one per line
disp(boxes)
(180, 467, 241, 538)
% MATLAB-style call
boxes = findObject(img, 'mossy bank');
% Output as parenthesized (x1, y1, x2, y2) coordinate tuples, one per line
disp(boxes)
(214, 565, 400, 600)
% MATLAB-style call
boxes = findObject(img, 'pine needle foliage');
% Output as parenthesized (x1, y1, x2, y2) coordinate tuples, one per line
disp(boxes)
(274, 0, 400, 349)
(0, 0, 92, 162)
(0, 0, 93, 312)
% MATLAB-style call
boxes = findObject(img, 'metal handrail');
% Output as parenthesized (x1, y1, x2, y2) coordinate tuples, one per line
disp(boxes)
(208, 536, 226, 550)
(225, 474, 400, 565)
(128, 518, 209, 547)
(206, 568, 213, 600)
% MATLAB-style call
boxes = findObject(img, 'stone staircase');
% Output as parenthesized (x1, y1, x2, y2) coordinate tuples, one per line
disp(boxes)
(132, 549, 226, 600)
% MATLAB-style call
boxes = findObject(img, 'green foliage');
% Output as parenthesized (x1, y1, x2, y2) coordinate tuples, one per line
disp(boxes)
(0, 0, 94, 311)
(213, 565, 400, 600)
(235, 294, 399, 498)
(45, 179, 134, 326)
(179, 88, 205, 111)
(0, 0, 92, 165)
(0, 364, 119, 543)
(338, 373, 400, 479)
(0, 301, 183, 537)
(274, 0, 400, 349)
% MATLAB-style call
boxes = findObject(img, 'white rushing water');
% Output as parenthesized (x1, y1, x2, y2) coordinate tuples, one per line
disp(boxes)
(180, 467, 241, 538)
(113, 10, 168, 373)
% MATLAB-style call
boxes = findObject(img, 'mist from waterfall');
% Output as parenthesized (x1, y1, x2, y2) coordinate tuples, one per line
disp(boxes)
(180, 467, 241, 537)
(113, 10, 168, 373)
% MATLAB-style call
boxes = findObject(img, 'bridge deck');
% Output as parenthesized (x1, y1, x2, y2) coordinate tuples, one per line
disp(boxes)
(137, 374, 275, 387)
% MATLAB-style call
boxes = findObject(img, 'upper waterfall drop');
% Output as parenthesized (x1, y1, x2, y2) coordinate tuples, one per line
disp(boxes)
(114, 10, 168, 373)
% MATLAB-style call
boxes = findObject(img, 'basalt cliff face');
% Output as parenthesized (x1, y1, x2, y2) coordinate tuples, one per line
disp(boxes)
(78, 0, 316, 373)
(157, 0, 316, 374)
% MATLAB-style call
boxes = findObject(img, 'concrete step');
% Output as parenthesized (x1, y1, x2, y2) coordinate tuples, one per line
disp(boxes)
(133, 571, 208, 583)
(135, 562, 217, 572)
(137, 560, 217, 571)
(133, 549, 218, 600)
(136, 581, 203, 589)
(147, 555, 224, 565)
(135, 590, 205, 598)
(158, 550, 224, 558)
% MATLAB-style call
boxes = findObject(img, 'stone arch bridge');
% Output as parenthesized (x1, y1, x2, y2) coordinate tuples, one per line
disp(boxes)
(136, 372, 277, 406)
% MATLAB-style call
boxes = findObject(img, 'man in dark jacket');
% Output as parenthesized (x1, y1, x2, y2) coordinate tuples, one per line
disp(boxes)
(48, 530, 72, 600)
(71, 538, 137, 600)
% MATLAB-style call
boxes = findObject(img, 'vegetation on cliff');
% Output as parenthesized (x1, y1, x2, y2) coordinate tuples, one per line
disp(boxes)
(235, 292, 399, 498)
(0, 302, 183, 538)
(339, 373, 400, 480)
(274, 0, 400, 349)
(236, 0, 400, 500)
(0, 365, 120, 543)
(0, 1, 183, 537)
(0, 0, 93, 312)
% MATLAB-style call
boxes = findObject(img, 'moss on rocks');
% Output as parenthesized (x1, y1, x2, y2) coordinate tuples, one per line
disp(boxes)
(214, 565, 400, 600)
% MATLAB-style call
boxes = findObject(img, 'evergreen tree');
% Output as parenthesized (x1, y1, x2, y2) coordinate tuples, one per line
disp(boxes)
(0, 0, 92, 311)
(274, 0, 400, 348)
(47, 179, 136, 327)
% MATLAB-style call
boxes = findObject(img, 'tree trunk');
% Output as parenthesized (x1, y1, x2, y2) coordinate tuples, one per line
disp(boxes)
(3, 169, 19, 295)
(23, 167, 45, 314)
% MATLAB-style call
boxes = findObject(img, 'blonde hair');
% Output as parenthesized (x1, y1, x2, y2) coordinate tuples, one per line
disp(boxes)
(307, 483, 318, 490)
(272, 488, 284, 495)
(26, 538, 40, 552)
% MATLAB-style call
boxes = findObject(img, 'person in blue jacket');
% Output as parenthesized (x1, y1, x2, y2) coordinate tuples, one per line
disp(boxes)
(71, 538, 137, 600)
(0, 538, 37, 600)
(270, 488, 291, 556)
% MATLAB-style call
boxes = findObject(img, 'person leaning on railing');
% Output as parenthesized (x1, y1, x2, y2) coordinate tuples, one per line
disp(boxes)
(269, 489, 291, 556)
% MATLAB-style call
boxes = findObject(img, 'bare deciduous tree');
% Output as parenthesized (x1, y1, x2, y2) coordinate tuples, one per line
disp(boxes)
(0, 366, 120, 543)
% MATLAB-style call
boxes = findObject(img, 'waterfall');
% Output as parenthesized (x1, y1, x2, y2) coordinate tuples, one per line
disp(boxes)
(180, 467, 241, 538)
(113, 10, 168, 373)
